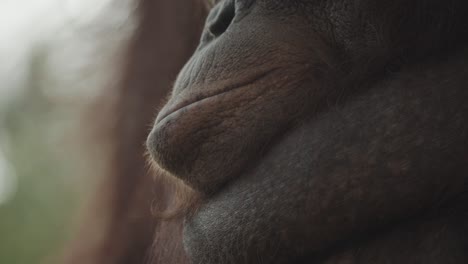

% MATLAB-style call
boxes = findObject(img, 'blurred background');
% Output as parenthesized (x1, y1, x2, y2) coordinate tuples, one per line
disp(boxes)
(0, 0, 135, 262)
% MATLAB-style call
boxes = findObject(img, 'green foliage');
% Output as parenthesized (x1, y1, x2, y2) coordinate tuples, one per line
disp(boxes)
(0, 48, 80, 264)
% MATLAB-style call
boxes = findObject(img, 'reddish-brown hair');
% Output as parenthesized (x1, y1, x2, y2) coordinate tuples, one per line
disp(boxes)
(62, 1, 207, 263)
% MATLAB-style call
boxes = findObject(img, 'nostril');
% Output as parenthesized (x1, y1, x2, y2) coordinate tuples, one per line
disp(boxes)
(209, 0, 236, 37)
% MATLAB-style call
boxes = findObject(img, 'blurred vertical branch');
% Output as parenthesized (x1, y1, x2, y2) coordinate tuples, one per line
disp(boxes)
(62, 0, 206, 263)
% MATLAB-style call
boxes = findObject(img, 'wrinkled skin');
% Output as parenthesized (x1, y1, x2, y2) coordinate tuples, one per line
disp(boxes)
(147, 0, 468, 263)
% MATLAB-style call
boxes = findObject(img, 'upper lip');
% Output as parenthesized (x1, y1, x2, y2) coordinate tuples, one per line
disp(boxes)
(156, 68, 278, 124)
(156, 88, 227, 124)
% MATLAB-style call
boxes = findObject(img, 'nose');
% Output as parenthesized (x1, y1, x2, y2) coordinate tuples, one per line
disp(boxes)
(208, 0, 235, 37)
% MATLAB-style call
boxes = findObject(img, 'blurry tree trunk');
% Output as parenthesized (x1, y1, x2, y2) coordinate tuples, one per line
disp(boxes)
(62, 1, 206, 263)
